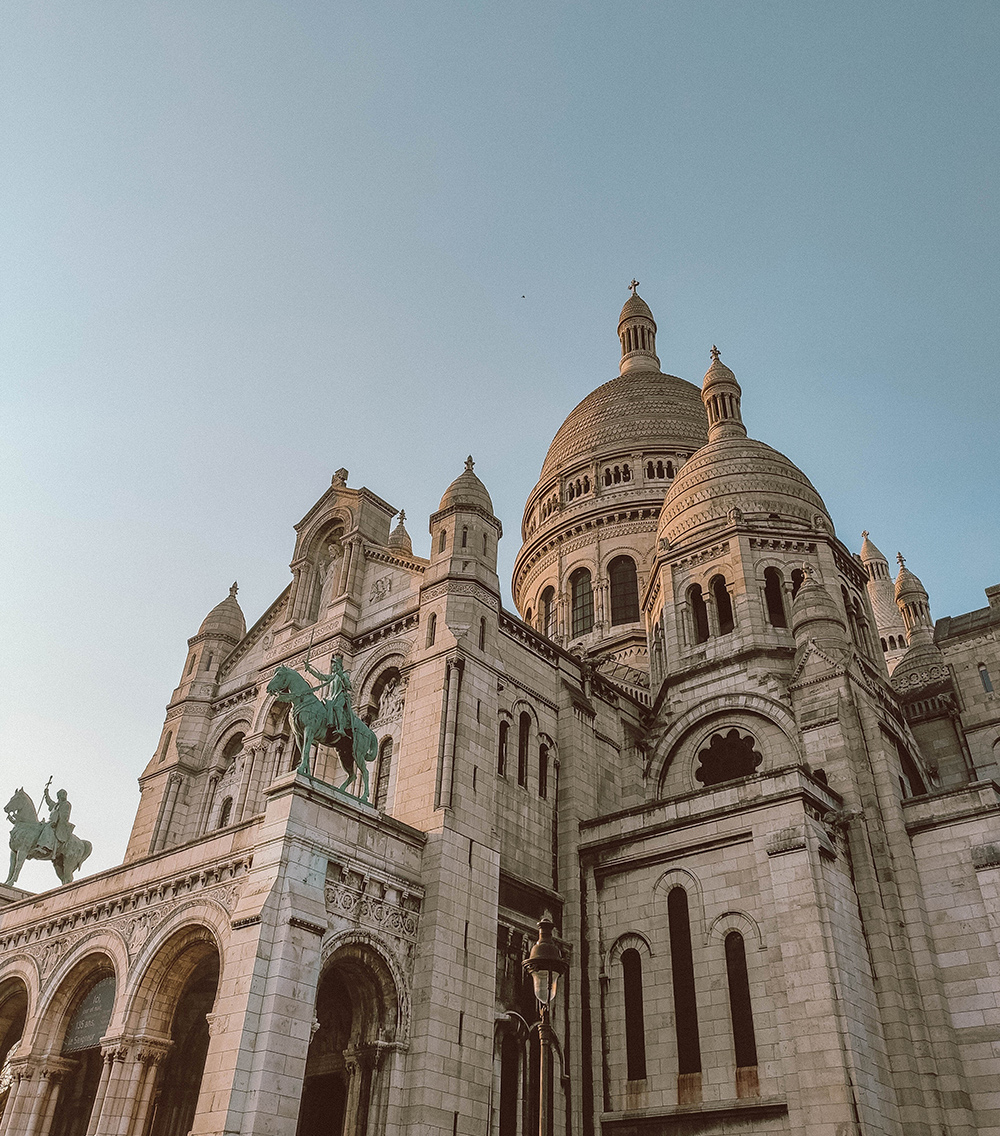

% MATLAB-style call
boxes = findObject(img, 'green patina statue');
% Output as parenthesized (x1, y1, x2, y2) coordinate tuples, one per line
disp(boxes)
(266, 657, 378, 801)
(4, 778, 92, 887)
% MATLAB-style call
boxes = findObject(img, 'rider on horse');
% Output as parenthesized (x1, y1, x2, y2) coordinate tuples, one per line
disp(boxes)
(35, 779, 74, 858)
(304, 655, 353, 738)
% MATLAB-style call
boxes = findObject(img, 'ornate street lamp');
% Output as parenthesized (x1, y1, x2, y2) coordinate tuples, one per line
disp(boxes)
(522, 912, 567, 1136)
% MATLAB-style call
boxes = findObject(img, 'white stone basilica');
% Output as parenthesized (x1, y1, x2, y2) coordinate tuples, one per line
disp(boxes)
(2, 289, 999, 1136)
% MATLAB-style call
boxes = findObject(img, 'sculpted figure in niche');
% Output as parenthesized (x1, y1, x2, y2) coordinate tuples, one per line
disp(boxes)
(377, 676, 405, 720)
(695, 729, 762, 787)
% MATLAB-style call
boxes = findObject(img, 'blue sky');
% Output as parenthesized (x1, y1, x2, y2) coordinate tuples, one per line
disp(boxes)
(2, 1, 997, 889)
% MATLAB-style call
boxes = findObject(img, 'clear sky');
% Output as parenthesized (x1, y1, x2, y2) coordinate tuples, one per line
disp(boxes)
(2, 1, 997, 890)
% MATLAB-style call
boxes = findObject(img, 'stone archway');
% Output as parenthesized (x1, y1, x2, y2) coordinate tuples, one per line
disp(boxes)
(0, 977, 28, 1127)
(297, 943, 399, 1136)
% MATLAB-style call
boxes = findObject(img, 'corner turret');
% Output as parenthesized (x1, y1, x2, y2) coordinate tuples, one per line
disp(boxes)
(617, 281, 660, 375)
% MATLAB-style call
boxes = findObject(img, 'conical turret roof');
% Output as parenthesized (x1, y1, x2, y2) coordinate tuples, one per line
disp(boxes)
(438, 456, 494, 514)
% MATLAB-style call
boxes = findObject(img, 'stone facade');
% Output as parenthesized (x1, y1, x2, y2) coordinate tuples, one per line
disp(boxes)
(1, 291, 998, 1136)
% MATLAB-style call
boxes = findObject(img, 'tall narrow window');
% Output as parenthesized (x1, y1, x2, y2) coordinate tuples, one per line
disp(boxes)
(479, 618, 487, 651)
(725, 931, 759, 1097)
(438, 530, 447, 553)
(668, 888, 701, 1079)
(541, 586, 556, 637)
(217, 797, 233, 828)
(791, 568, 804, 597)
(159, 731, 172, 764)
(483, 533, 488, 555)
(497, 721, 509, 777)
(689, 585, 709, 644)
(609, 556, 640, 626)
(979, 664, 994, 693)
(517, 713, 530, 787)
(711, 576, 734, 635)
(426, 612, 437, 647)
(763, 568, 787, 628)
(461, 526, 468, 548)
(538, 744, 549, 799)
(621, 948, 647, 1080)
(374, 738, 393, 811)
(570, 568, 594, 637)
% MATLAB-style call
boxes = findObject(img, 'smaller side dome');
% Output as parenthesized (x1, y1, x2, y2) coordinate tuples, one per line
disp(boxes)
(791, 565, 848, 643)
(198, 582, 246, 642)
(387, 510, 413, 554)
(438, 456, 495, 515)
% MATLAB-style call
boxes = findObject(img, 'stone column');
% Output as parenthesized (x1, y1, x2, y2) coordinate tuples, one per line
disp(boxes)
(149, 774, 183, 854)
(0, 1058, 34, 1136)
(21, 1059, 73, 1136)
(436, 659, 464, 809)
(235, 743, 261, 823)
(342, 1045, 381, 1136)
(197, 775, 220, 836)
(88, 1041, 131, 1136)
(84, 1049, 116, 1136)
(113, 1040, 171, 1136)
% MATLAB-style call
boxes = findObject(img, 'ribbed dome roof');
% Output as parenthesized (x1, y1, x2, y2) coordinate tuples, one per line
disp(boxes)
(438, 456, 494, 514)
(859, 531, 888, 564)
(198, 584, 246, 641)
(658, 436, 831, 547)
(538, 372, 707, 482)
(618, 293, 655, 326)
(387, 511, 413, 554)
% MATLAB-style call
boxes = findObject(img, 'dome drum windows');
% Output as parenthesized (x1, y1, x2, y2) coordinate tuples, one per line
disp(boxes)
(762, 567, 788, 629)
(644, 459, 674, 480)
(540, 586, 557, 638)
(566, 475, 591, 501)
(609, 556, 640, 626)
(602, 463, 632, 486)
(570, 568, 594, 638)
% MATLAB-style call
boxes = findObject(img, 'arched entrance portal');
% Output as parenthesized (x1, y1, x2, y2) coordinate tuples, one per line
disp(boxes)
(147, 949, 220, 1136)
(50, 969, 116, 1136)
(0, 978, 28, 1125)
(297, 943, 400, 1136)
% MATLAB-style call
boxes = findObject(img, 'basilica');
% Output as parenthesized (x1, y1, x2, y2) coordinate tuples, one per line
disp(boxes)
(1, 289, 999, 1136)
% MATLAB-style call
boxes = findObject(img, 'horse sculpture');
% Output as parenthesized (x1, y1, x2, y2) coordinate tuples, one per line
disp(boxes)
(4, 787, 92, 887)
(266, 665, 379, 801)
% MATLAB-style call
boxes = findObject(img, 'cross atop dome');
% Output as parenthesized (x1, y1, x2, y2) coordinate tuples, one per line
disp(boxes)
(628, 278, 640, 296)
(711, 345, 721, 362)
(465, 455, 475, 472)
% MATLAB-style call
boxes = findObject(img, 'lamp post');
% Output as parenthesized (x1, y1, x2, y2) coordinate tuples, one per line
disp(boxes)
(522, 912, 567, 1136)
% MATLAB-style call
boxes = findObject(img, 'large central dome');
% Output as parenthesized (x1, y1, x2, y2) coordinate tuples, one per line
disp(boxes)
(539, 369, 707, 481)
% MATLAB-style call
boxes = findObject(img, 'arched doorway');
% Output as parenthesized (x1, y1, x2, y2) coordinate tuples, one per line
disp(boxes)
(49, 968, 116, 1136)
(0, 978, 28, 1125)
(147, 951, 220, 1136)
(297, 944, 399, 1136)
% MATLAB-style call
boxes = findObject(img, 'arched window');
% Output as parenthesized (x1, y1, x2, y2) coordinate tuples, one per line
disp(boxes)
(725, 931, 759, 1097)
(646, 461, 655, 479)
(763, 567, 787, 628)
(159, 731, 172, 764)
(499, 1030, 520, 1136)
(711, 576, 735, 635)
(461, 525, 468, 548)
(438, 530, 446, 553)
(604, 468, 613, 487)
(881, 637, 889, 652)
(497, 721, 509, 777)
(374, 738, 393, 811)
(483, 533, 488, 555)
(217, 797, 233, 828)
(570, 569, 594, 637)
(538, 744, 549, 799)
(479, 617, 487, 651)
(621, 948, 647, 1081)
(541, 587, 556, 637)
(221, 732, 244, 767)
(609, 556, 640, 625)
(689, 584, 709, 644)
(979, 664, 994, 693)
(668, 888, 701, 1086)
(666, 461, 674, 477)
(426, 612, 437, 648)
(525, 607, 533, 627)
(583, 476, 590, 493)
(517, 713, 530, 787)
(791, 568, 804, 597)
(622, 464, 631, 482)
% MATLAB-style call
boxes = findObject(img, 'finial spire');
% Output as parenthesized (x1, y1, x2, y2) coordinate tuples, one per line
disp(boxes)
(465, 455, 475, 473)
(896, 552, 906, 567)
(628, 278, 639, 295)
(398, 509, 406, 522)
(229, 581, 238, 598)
(861, 530, 869, 540)
(710, 344, 721, 362)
